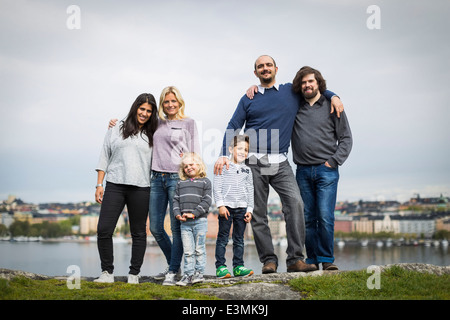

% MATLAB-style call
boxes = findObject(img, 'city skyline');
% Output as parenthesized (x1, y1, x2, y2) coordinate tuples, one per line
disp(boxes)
(1, 1, 449, 204)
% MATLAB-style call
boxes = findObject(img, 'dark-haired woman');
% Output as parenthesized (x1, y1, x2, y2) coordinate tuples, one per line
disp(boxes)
(94, 93, 158, 284)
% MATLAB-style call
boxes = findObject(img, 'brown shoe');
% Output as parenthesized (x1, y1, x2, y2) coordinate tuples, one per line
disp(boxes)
(262, 261, 277, 274)
(322, 262, 338, 270)
(287, 260, 318, 273)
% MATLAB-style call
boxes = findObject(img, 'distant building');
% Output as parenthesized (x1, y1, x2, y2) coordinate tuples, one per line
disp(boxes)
(348, 213, 438, 237)
(397, 215, 435, 237)
(80, 214, 125, 235)
(436, 217, 450, 232)
(335, 215, 352, 233)
(0, 212, 14, 228)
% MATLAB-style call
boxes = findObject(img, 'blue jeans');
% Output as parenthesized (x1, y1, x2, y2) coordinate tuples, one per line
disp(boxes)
(296, 164, 339, 265)
(149, 171, 183, 273)
(215, 207, 247, 268)
(180, 217, 207, 276)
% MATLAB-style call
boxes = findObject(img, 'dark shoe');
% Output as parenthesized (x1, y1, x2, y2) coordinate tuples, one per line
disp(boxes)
(287, 260, 318, 272)
(262, 261, 277, 274)
(322, 262, 338, 270)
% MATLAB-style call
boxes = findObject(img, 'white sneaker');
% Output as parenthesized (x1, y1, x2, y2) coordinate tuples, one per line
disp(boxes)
(176, 274, 192, 286)
(191, 272, 204, 284)
(153, 266, 169, 280)
(162, 271, 177, 286)
(94, 271, 114, 283)
(127, 274, 140, 284)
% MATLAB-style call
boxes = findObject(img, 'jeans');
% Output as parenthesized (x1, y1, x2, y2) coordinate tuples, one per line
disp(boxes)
(296, 164, 339, 265)
(215, 207, 247, 268)
(180, 217, 207, 276)
(97, 182, 149, 275)
(149, 171, 183, 273)
(248, 159, 306, 267)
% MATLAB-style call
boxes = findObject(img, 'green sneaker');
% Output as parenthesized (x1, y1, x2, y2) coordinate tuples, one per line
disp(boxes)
(233, 265, 254, 277)
(216, 266, 231, 279)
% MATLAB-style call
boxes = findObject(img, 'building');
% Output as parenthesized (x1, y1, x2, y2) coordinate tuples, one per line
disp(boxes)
(436, 217, 450, 232)
(397, 215, 435, 238)
(80, 214, 125, 235)
(0, 212, 14, 228)
(348, 213, 437, 237)
(373, 215, 399, 234)
(335, 215, 353, 233)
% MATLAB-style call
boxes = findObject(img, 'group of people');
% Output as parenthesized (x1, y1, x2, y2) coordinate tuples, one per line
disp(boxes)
(93, 55, 353, 286)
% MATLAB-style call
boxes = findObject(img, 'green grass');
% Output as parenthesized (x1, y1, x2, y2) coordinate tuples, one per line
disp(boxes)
(0, 277, 217, 300)
(289, 266, 450, 300)
(1, 266, 449, 300)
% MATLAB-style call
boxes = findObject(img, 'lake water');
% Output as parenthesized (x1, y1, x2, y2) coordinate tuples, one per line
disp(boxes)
(0, 240, 449, 277)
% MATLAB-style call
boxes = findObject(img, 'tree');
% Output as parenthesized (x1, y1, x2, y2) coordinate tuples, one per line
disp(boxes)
(0, 224, 8, 237)
(9, 220, 30, 237)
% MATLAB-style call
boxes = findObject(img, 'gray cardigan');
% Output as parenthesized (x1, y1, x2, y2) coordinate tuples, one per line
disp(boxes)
(96, 124, 152, 187)
(292, 95, 352, 168)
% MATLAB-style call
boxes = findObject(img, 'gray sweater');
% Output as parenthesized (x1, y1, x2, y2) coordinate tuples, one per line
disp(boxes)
(96, 124, 152, 187)
(291, 95, 352, 168)
(173, 178, 212, 219)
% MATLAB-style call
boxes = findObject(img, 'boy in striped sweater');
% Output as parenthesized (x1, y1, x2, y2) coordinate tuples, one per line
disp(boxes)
(213, 135, 254, 278)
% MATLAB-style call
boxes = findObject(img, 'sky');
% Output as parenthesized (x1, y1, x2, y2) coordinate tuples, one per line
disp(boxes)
(0, 0, 449, 204)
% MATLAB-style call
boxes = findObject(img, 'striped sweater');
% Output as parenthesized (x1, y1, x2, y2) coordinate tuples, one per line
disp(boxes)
(213, 162, 254, 213)
(173, 177, 212, 219)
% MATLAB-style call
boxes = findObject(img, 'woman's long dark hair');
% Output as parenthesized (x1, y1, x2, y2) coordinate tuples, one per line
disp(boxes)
(121, 93, 158, 147)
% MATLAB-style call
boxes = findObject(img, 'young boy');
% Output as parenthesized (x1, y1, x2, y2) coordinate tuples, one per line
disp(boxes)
(173, 152, 212, 286)
(213, 135, 254, 278)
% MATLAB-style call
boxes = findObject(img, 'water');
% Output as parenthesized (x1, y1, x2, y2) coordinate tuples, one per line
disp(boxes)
(0, 240, 448, 277)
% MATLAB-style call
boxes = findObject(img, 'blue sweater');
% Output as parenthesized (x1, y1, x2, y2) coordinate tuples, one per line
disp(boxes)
(221, 83, 335, 156)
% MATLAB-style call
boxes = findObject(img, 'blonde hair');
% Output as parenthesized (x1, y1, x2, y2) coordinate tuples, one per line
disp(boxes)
(178, 152, 207, 180)
(158, 86, 187, 120)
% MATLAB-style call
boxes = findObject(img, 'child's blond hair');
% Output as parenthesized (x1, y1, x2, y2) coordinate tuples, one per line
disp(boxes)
(178, 152, 207, 180)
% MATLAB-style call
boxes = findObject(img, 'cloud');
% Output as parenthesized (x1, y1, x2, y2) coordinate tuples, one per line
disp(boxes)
(0, 0, 449, 203)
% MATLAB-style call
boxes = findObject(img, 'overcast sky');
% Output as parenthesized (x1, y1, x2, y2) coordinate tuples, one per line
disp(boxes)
(1, 0, 449, 204)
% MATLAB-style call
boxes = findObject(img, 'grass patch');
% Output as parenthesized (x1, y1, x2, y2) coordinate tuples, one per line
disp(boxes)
(1, 266, 449, 300)
(289, 266, 450, 300)
(0, 277, 218, 300)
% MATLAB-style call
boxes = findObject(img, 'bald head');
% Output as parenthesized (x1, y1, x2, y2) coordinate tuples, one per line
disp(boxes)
(254, 55, 278, 87)
(254, 55, 277, 70)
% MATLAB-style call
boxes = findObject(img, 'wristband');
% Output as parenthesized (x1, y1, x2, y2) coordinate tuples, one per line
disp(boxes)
(96, 184, 103, 188)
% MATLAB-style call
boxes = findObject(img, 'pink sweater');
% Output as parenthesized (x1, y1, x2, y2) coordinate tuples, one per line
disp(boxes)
(151, 117, 200, 173)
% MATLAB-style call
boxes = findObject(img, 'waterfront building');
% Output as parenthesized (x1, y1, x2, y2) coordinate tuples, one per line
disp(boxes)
(79, 214, 125, 235)
(335, 215, 352, 233)
(436, 217, 450, 232)
(397, 216, 435, 238)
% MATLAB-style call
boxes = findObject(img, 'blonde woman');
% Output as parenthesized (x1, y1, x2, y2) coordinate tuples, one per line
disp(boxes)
(151, 87, 200, 285)
(173, 153, 212, 286)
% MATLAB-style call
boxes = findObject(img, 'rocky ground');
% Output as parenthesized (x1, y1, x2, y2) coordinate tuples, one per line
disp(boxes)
(1, 263, 449, 300)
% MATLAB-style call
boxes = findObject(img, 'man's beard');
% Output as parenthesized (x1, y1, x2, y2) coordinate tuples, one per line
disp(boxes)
(303, 87, 319, 99)
(260, 74, 273, 84)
